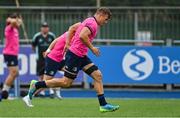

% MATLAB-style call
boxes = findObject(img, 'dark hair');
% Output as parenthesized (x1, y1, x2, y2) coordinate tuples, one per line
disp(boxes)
(96, 7, 112, 19)
(9, 13, 18, 19)
(41, 22, 49, 27)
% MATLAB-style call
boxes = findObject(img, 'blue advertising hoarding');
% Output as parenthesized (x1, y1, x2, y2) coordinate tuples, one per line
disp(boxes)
(88, 46, 180, 84)
(0, 45, 83, 84)
(0, 45, 180, 84)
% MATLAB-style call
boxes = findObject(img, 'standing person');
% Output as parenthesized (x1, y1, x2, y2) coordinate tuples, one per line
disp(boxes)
(32, 22, 62, 99)
(23, 22, 81, 106)
(24, 7, 119, 112)
(1, 13, 22, 99)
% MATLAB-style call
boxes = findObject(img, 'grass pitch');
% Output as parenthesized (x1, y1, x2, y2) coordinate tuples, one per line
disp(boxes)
(0, 98, 180, 117)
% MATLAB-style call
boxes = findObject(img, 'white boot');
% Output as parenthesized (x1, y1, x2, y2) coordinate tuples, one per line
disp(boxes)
(22, 95, 34, 107)
(49, 88, 55, 98)
(39, 90, 45, 97)
(55, 88, 63, 100)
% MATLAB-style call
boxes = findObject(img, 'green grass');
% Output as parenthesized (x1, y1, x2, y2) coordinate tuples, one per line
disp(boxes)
(0, 98, 180, 117)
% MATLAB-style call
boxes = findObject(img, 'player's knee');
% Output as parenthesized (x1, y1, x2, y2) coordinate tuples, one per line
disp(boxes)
(43, 75, 53, 81)
(10, 69, 18, 77)
(84, 65, 98, 76)
(63, 82, 71, 87)
(94, 71, 103, 82)
(62, 78, 72, 87)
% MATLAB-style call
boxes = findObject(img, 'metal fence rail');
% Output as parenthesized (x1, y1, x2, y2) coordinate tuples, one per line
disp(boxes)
(0, 6, 180, 43)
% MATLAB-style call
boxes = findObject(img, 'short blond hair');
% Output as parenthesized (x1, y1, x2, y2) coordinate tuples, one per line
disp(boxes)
(96, 7, 112, 19)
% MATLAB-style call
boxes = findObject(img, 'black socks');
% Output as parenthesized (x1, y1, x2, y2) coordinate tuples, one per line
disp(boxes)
(98, 94, 107, 106)
(35, 81, 47, 89)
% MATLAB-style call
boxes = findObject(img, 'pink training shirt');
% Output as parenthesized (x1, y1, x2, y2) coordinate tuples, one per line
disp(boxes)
(3, 25, 19, 56)
(47, 32, 68, 62)
(69, 17, 98, 57)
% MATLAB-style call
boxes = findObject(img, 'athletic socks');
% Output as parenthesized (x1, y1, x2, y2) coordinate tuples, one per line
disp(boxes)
(49, 88, 54, 95)
(39, 90, 45, 96)
(98, 94, 107, 106)
(35, 81, 47, 89)
(55, 88, 62, 98)
(2, 84, 11, 92)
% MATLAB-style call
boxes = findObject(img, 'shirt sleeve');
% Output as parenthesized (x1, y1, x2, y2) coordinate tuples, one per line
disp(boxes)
(85, 22, 95, 35)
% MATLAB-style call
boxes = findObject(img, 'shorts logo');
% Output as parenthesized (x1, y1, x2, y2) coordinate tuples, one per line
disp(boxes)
(72, 67, 77, 72)
(122, 49, 154, 81)
(11, 61, 14, 65)
(65, 66, 68, 69)
(50, 71, 54, 75)
(44, 70, 47, 74)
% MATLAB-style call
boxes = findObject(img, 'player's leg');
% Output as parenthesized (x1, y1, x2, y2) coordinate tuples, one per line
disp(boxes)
(22, 60, 45, 107)
(83, 63, 104, 95)
(25, 76, 73, 105)
(22, 78, 36, 107)
(2, 55, 18, 99)
(91, 69, 119, 112)
(36, 75, 46, 97)
(52, 60, 66, 99)
(82, 57, 119, 112)
(42, 75, 54, 98)
(43, 57, 65, 99)
(82, 58, 107, 107)
(23, 76, 72, 107)
(23, 50, 79, 107)
(45, 77, 73, 87)
(83, 63, 107, 105)
(35, 61, 46, 97)
(24, 58, 60, 103)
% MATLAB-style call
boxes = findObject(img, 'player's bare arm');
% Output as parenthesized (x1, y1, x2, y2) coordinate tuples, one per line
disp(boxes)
(48, 38, 59, 50)
(64, 22, 81, 52)
(44, 36, 60, 55)
(16, 18, 22, 27)
(80, 27, 100, 56)
(9, 17, 22, 27)
(43, 38, 59, 57)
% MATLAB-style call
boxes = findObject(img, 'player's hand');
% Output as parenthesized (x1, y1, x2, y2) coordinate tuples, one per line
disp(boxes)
(43, 52, 47, 58)
(91, 47, 100, 57)
(43, 49, 51, 58)
(17, 18, 22, 25)
(6, 17, 11, 23)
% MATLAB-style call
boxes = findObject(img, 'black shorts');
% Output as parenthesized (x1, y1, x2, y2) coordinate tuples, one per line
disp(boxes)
(64, 50, 92, 79)
(36, 59, 45, 76)
(44, 56, 65, 76)
(3, 54, 18, 66)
